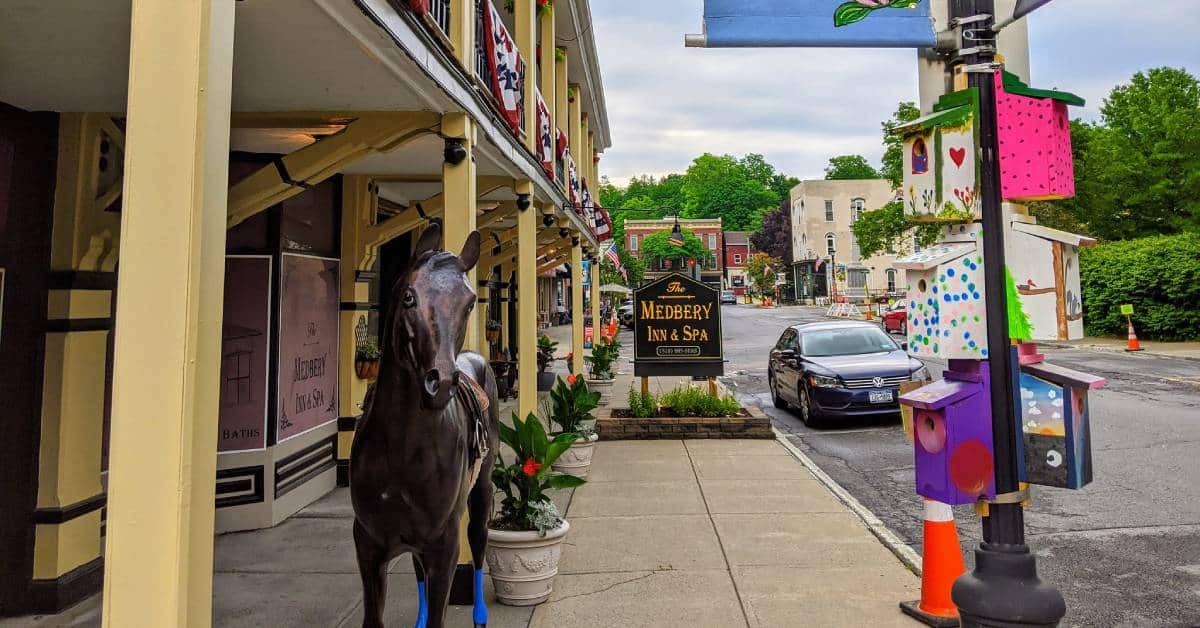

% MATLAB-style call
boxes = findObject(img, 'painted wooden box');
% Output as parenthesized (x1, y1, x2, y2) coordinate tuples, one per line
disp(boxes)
(1017, 359, 1105, 490)
(1007, 218, 1096, 341)
(894, 241, 988, 361)
(900, 360, 996, 506)
(896, 90, 981, 221)
(995, 72, 1084, 202)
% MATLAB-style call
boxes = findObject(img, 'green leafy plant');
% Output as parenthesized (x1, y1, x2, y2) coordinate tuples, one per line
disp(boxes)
(834, 0, 920, 28)
(1080, 233, 1200, 340)
(492, 412, 586, 535)
(536, 334, 558, 373)
(355, 338, 381, 361)
(627, 387, 657, 418)
(659, 385, 741, 418)
(584, 337, 621, 380)
(549, 374, 600, 436)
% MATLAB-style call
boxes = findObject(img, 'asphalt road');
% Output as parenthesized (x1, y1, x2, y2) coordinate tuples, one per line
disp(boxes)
(715, 303, 1200, 628)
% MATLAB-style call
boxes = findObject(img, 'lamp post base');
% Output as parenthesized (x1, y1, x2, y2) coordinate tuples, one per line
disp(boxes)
(952, 543, 1066, 627)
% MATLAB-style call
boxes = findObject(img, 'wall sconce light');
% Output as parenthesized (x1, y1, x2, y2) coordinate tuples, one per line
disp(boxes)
(443, 137, 467, 165)
(543, 214, 556, 228)
(516, 193, 531, 211)
(559, 228, 569, 238)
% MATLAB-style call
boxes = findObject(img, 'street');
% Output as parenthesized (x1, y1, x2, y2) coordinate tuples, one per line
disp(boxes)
(709, 304, 1200, 627)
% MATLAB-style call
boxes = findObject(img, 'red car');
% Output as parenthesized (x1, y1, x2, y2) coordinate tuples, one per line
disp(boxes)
(882, 302, 907, 335)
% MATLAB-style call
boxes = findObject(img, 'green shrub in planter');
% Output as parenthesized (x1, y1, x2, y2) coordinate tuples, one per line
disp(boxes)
(659, 385, 741, 417)
(627, 387, 658, 418)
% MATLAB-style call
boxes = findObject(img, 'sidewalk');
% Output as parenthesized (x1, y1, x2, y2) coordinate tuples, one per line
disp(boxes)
(1041, 336, 1200, 361)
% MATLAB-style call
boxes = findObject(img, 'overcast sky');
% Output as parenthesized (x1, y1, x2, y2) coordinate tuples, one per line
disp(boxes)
(590, 0, 1200, 186)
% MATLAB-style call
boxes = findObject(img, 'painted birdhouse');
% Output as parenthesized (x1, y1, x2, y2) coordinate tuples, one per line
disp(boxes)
(894, 239, 988, 361)
(994, 72, 1084, 202)
(1017, 358, 1105, 490)
(900, 360, 996, 506)
(896, 89, 981, 221)
(1006, 216, 1096, 341)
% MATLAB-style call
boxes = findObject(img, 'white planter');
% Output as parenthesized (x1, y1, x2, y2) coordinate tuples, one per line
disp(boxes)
(551, 433, 598, 478)
(486, 520, 570, 606)
(586, 378, 615, 406)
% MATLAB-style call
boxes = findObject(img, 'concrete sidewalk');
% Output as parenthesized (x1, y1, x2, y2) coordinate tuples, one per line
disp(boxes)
(529, 437, 920, 627)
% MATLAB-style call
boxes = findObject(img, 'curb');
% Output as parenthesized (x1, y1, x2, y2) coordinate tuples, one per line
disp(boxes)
(773, 428, 923, 576)
(1038, 341, 1200, 363)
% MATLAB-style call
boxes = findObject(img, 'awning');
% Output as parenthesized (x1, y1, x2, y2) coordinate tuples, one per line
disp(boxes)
(600, 283, 632, 294)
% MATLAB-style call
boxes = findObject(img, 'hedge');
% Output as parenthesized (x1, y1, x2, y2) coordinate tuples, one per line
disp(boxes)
(1079, 233, 1200, 341)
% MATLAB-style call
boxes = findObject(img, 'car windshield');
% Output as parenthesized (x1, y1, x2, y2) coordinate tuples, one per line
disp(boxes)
(801, 327, 899, 357)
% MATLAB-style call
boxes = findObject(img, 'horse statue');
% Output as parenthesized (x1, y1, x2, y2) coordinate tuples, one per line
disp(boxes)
(351, 221, 499, 628)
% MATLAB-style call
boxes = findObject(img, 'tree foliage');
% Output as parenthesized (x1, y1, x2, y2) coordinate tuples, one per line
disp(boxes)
(880, 101, 921, 188)
(824, 154, 880, 180)
(744, 252, 781, 295)
(750, 199, 794, 265)
(851, 200, 942, 259)
(680, 153, 782, 231)
(639, 228, 712, 266)
(1035, 67, 1200, 241)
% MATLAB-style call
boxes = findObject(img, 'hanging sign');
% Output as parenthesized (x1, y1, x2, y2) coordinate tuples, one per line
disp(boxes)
(634, 273, 724, 377)
(690, 0, 936, 48)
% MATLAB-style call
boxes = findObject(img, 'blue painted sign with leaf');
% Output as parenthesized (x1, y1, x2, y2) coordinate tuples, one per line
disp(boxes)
(697, 0, 935, 48)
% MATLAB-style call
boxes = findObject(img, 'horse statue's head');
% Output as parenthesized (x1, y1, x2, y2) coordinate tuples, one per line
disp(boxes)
(387, 221, 481, 409)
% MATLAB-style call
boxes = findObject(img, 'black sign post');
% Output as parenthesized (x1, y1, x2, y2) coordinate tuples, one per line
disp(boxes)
(633, 273, 723, 377)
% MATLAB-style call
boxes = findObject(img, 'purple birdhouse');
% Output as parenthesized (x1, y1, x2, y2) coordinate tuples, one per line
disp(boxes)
(900, 360, 996, 506)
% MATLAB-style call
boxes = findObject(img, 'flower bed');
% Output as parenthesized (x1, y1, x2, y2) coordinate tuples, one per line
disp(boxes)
(596, 384, 772, 440)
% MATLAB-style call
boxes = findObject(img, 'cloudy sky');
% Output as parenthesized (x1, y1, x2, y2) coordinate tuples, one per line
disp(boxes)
(590, 0, 1200, 186)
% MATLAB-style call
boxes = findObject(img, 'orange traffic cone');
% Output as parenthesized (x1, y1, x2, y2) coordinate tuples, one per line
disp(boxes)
(900, 499, 966, 627)
(865, 308, 874, 321)
(1125, 317, 1143, 352)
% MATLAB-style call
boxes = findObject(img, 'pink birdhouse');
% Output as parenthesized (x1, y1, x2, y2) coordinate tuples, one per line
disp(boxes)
(995, 71, 1084, 202)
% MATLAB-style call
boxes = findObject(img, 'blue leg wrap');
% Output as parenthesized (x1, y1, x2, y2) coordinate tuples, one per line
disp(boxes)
(415, 580, 428, 628)
(473, 569, 488, 626)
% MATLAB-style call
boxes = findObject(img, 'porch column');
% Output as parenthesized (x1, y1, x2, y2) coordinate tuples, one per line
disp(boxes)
(442, 113, 479, 350)
(538, 9, 557, 177)
(591, 253, 602, 341)
(449, 0, 474, 68)
(102, 1, 235, 625)
(570, 234, 584, 374)
(555, 53, 569, 145)
(516, 186, 540, 418)
(514, 0, 537, 152)
(336, 176, 377, 486)
(568, 85, 583, 170)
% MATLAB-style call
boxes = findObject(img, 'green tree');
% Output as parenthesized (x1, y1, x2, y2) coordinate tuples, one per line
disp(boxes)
(880, 101, 921, 188)
(639, 228, 712, 268)
(850, 200, 942, 259)
(824, 154, 880, 180)
(680, 154, 780, 230)
(744, 252, 781, 295)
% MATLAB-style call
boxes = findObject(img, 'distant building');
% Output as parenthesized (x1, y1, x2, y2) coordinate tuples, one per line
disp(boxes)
(789, 179, 910, 301)
(625, 217, 723, 288)
(722, 231, 755, 295)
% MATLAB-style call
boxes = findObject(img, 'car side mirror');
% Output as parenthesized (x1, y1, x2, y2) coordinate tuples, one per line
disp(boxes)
(778, 348, 795, 358)
(901, 341, 909, 351)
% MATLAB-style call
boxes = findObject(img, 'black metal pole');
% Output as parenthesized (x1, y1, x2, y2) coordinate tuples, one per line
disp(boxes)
(949, 0, 1065, 625)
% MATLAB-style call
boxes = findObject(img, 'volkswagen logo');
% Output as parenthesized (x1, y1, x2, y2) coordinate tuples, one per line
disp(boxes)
(872, 377, 885, 388)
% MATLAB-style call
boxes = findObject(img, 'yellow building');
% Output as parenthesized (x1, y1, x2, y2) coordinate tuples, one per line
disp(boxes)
(0, 0, 610, 622)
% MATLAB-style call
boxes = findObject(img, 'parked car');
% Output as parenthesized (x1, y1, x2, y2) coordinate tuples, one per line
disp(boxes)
(720, 290, 737, 304)
(767, 321, 928, 426)
(882, 301, 907, 335)
(617, 299, 634, 328)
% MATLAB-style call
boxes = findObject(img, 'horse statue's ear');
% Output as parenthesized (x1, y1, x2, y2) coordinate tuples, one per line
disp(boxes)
(459, 231, 481, 272)
(413, 220, 443, 258)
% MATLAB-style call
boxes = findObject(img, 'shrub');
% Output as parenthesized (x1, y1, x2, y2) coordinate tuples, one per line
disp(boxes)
(1080, 233, 1200, 340)
(627, 387, 657, 418)
(584, 337, 621, 380)
(658, 385, 741, 417)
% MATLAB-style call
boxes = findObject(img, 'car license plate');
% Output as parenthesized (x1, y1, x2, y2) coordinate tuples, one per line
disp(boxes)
(869, 390, 894, 404)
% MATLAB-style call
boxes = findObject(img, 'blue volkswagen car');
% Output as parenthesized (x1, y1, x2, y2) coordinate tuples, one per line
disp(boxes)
(768, 321, 929, 426)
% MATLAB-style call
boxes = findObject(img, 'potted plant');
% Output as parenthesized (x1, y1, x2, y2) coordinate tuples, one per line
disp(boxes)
(488, 412, 584, 606)
(355, 338, 381, 381)
(547, 374, 600, 478)
(536, 334, 558, 392)
(486, 318, 502, 343)
(583, 336, 620, 406)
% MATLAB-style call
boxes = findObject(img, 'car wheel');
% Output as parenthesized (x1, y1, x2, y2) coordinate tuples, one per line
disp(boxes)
(770, 375, 789, 409)
(798, 385, 823, 427)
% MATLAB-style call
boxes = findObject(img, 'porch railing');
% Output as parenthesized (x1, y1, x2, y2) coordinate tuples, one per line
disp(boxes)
(474, 0, 493, 90)
(429, 0, 451, 39)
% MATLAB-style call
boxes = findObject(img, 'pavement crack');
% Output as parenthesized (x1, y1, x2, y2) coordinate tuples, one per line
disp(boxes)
(549, 572, 657, 603)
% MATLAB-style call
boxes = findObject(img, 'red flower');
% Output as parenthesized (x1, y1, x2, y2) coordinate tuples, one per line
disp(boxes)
(522, 457, 542, 477)
(567, 373, 578, 386)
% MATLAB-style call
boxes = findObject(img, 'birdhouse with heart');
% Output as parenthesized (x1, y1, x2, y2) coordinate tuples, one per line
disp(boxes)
(1016, 355, 1105, 490)
(900, 360, 996, 506)
(895, 89, 982, 221)
(995, 71, 1084, 202)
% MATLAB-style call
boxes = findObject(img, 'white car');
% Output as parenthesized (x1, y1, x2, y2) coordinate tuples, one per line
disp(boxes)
(720, 290, 737, 304)
(617, 300, 634, 328)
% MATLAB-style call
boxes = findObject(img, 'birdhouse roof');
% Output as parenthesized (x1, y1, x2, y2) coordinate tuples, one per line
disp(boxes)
(899, 377, 977, 411)
(894, 88, 978, 136)
(1021, 361, 1107, 390)
(1012, 222, 1097, 248)
(893, 242, 976, 271)
(1001, 71, 1085, 107)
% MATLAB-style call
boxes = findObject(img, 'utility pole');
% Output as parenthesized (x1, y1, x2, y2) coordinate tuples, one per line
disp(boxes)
(949, 0, 1065, 625)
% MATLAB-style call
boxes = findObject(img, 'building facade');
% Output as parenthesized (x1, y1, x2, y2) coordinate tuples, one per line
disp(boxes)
(0, 0, 611, 620)
(624, 217, 724, 288)
(789, 179, 909, 301)
(722, 231, 754, 295)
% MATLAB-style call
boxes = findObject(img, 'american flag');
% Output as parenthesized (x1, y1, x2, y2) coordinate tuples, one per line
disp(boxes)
(604, 242, 626, 280)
